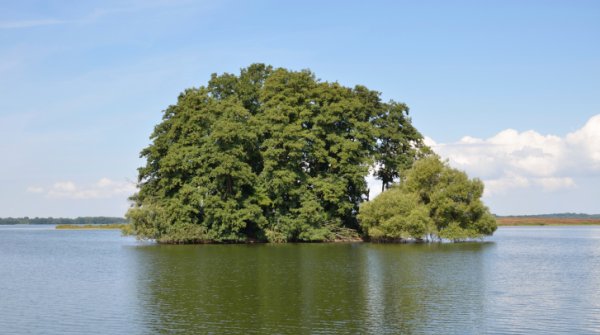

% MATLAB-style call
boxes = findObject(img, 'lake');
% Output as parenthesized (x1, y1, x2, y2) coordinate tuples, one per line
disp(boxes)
(1, 225, 599, 334)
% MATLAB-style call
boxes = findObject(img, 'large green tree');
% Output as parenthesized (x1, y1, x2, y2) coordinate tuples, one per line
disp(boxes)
(127, 64, 425, 243)
(358, 155, 497, 242)
(373, 102, 427, 192)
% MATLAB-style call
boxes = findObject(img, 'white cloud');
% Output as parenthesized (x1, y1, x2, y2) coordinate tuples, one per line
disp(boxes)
(53, 181, 76, 193)
(566, 114, 600, 168)
(26, 186, 45, 194)
(484, 173, 530, 196)
(534, 177, 576, 191)
(0, 19, 63, 29)
(429, 114, 600, 196)
(96, 177, 114, 188)
(28, 178, 136, 200)
(0, 1, 200, 30)
(366, 173, 382, 200)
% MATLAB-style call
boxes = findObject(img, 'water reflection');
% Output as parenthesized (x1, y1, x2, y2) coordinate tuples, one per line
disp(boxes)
(362, 243, 492, 334)
(3, 227, 600, 334)
(132, 242, 492, 334)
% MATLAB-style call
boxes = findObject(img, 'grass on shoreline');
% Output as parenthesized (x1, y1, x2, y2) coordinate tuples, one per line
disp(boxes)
(497, 217, 600, 226)
(55, 223, 128, 230)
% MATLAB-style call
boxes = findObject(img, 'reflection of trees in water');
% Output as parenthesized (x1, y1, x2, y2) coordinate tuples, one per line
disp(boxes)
(132, 243, 491, 333)
(134, 245, 262, 333)
(362, 242, 492, 334)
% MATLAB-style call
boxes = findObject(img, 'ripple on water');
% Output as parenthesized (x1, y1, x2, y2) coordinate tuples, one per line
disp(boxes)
(1, 226, 600, 334)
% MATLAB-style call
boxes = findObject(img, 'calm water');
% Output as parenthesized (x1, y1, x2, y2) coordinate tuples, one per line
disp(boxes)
(1, 226, 600, 334)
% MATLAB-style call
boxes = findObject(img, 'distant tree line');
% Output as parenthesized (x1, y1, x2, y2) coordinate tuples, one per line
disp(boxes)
(0, 217, 128, 225)
(497, 213, 600, 219)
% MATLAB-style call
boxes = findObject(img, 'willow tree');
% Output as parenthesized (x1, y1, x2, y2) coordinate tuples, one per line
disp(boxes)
(358, 156, 497, 242)
(127, 64, 424, 243)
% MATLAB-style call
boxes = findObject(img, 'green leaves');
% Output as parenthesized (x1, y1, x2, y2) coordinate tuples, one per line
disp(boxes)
(358, 156, 497, 242)
(373, 101, 425, 192)
(127, 64, 426, 243)
(357, 187, 432, 241)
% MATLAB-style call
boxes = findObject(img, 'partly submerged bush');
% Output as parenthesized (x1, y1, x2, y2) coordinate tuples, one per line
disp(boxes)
(359, 156, 497, 242)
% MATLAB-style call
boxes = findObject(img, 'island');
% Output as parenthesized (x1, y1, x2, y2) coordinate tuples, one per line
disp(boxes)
(126, 64, 497, 243)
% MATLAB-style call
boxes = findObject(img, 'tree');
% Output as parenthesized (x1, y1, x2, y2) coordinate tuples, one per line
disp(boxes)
(357, 187, 433, 241)
(127, 64, 425, 243)
(358, 155, 497, 242)
(373, 102, 426, 192)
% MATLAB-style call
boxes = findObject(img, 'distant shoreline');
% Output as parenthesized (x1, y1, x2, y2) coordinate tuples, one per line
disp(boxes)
(55, 224, 127, 230)
(0, 217, 127, 225)
(497, 217, 600, 226)
(4, 221, 600, 228)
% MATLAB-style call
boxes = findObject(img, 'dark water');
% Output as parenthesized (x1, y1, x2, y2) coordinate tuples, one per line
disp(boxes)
(1, 226, 600, 334)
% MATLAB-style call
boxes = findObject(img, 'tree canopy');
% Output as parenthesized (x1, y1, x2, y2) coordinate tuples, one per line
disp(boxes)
(358, 156, 497, 242)
(127, 64, 425, 243)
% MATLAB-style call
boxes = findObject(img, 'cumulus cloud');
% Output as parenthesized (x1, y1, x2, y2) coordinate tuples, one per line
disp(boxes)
(26, 186, 45, 194)
(429, 114, 600, 196)
(28, 178, 136, 199)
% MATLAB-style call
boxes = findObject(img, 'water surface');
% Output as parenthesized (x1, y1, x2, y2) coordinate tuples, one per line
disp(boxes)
(1, 225, 599, 334)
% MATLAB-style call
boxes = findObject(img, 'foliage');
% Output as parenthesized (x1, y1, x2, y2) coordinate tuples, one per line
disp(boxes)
(373, 102, 429, 192)
(127, 64, 425, 243)
(358, 156, 497, 242)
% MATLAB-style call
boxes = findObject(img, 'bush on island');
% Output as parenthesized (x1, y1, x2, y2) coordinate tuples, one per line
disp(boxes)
(358, 156, 497, 242)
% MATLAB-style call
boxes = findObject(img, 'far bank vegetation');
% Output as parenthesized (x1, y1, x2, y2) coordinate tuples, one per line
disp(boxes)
(56, 224, 129, 230)
(497, 217, 600, 226)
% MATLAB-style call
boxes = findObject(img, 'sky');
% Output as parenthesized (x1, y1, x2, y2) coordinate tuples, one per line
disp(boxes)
(1, 0, 599, 217)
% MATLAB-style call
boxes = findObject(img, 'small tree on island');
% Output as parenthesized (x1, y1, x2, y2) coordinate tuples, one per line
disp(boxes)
(358, 155, 497, 242)
(126, 64, 426, 243)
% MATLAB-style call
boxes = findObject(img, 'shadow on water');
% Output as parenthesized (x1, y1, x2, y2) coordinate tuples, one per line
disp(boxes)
(131, 242, 494, 334)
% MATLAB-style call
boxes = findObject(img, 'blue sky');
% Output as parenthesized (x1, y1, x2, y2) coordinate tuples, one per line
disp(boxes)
(1, 0, 599, 217)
